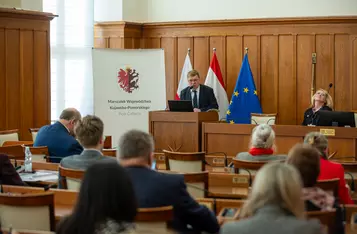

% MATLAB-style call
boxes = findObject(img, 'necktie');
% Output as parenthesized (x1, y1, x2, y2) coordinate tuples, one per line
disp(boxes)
(193, 90, 198, 108)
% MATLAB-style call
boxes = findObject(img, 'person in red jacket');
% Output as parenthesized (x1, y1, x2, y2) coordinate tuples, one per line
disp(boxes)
(304, 132, 354, 204)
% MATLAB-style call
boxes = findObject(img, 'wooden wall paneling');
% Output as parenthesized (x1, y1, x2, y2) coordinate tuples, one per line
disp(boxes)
(315, 35, 334, 99)
(260, 35, 279, 115)
(33, 31, 49, 128)
(5, 29, 20, 134)
(226, 36, 243, 100)
(242, 36, 259, 94)
(278, 35, 296, 125)
(0, 28, 5, 130)
(209, 36, 226, 85)
(94, 37, 108, 48)
(193, 37, 209, 80)
(133, 38, 141, 49)
(20, 30, 34, 140)
(352, 36, 357, 110)
(146, 38, 161, 49)
(296, 35, 314, 125)
(109, 37, 124, 49)
(161, 37, 177, 101)
(177, 37, 194, 86)
(334, 35, 350, 111)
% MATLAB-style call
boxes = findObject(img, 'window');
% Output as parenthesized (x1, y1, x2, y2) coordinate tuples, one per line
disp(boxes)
(43, 0, 94, 121)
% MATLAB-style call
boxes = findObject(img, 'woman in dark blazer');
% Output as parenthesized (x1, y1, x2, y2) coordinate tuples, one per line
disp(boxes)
(302, 89, 333, 126)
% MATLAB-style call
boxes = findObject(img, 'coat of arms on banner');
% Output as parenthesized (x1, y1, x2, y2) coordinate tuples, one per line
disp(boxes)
(117, 67, 139, 93)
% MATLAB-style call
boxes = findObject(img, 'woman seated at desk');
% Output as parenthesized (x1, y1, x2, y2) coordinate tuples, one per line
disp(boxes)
(236, 124, 285, 161)
(302, 89, 333, 126)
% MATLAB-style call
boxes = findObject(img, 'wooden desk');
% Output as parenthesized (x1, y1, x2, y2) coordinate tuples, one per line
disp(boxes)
(202, 123, 357, 160)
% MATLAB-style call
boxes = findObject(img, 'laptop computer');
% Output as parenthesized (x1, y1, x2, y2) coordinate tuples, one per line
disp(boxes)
(168, 100, 194, 112)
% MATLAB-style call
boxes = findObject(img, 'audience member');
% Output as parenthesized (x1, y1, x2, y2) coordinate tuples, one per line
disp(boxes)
(56, 161, 137, 234)
(304, 132, 353, 204)
(118, 129, 220, 234)
(287, 143, 344, 234)
(60, 115, 114, 170)
(0, 154, 25, 186)
(34, 108, 83, 163)
(236, 124, 284, 161)
(221, 163, 322, 234)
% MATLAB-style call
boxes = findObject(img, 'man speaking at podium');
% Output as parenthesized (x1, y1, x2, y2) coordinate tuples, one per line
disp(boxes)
(180, 69, 218, 112)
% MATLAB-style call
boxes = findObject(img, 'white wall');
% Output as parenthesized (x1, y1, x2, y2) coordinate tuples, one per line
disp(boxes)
(21, 0, 42, 11)
(122, 0, 148, 22)
(94, 0, 123, 22)
(0, 0, 21, 8)
(147, 0, 357, 22)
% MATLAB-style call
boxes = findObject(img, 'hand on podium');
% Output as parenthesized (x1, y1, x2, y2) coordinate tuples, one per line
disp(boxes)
(194, 108, 201, 112)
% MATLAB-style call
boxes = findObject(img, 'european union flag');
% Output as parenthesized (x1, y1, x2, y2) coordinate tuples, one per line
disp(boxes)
(226, 54, 262, 124)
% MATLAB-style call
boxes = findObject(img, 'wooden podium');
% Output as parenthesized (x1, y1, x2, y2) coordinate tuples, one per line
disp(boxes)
(149, 111, 218, 152)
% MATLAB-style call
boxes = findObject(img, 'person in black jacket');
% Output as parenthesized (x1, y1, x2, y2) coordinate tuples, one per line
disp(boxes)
(302, 89, 333, 126)
(0, 154, 25, 186)
(287, 144, 345, 234)
(118, 129, 220, 234)
(180, 69, 218, 112)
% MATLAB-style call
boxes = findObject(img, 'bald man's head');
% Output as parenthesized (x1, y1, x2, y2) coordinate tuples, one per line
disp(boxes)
(59, 108, 81, 135)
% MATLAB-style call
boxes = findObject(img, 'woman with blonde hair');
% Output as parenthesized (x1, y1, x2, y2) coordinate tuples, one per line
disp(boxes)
(221, 163, 322, 234)
(236, 124, 284, 161)
(302, 89, 333, 126)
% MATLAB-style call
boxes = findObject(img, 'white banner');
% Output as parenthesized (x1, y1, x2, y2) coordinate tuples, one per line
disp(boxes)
(93, 49, 166, 145)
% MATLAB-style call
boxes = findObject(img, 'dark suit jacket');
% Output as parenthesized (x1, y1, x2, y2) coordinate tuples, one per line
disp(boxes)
(34, 121, 83, 163)
(302, 106, 332, 126)
(125, 166, 220, 234)
(180, 84, 218, 112)
(0, 154, 25, 186)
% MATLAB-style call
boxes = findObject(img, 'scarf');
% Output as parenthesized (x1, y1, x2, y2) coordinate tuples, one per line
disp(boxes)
(249, 147, 274, 156)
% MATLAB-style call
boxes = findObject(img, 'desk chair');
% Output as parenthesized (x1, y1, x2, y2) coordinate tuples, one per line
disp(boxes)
(59, 166, 85, 191)
(22, 146, 49, 162)
(0, 145, 25, 160)
(2, 141, 33, 146)
(251, 113, 277, 125)
(163, 150, 205, 172)
(0, 129, 19, 146)
(0, 192, 55, 231)
(103, 135, 112, 149)
(29, 128, 40, 142)
(136, 206, 174, 233)
(306, 210, 336, 234)
(316, 178, 339, 197)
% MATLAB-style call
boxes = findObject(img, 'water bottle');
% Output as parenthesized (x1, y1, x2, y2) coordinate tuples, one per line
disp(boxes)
(24, 146, 33, 172)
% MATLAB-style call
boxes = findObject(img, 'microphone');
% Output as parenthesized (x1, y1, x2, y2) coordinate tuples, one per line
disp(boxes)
(206, 152, 228, 167)
(328, 83, 333, 93)
(186, 183, 217, 214)
(44, 183, 57, 191)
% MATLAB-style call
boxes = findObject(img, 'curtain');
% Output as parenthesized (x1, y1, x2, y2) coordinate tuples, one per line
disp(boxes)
(43, 0, 94, 121)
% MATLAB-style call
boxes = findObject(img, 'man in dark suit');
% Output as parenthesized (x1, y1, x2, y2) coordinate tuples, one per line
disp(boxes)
(60, 115, 114, 170)
(118, 130, 220, 234)
(180, 69, 218, 112)
(34, 108, 83, 163)
(0, 154, 25, 186)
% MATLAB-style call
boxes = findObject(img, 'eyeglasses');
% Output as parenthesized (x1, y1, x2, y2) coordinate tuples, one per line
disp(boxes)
(188, 78, 199, 82)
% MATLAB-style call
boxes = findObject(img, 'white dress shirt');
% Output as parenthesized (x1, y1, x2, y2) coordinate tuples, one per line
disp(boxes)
(190, 85, 200, 108)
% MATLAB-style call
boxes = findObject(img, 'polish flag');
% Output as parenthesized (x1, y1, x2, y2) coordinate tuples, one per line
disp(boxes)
(204, 51, 229, 119)
(175, 52, 193, 100)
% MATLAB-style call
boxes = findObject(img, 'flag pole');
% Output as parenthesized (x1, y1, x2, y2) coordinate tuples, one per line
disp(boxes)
(245, 47, 249, 54)
(188, 48, 191, 55)
(213, 48, 216, 52)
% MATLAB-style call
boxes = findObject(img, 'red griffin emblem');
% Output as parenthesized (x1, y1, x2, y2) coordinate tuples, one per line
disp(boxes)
(117, 67, 139, 93)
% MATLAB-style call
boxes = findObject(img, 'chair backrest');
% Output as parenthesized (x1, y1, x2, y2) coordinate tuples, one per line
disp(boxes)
(163, 150, 205, 172)
(22, 146, 49, 162)
(0, 192, 55, 231)
(2, 141, 33, 147)
(232, 158, 271, 171)
(0, 129, 19, 146)
(306, 210, 336, 234)
(29, 128, 40, 142)
(316, 178, 339, 197)
(0, 145, 25, 160)
(102, 149, 116, 157)
(59, 166, 85, 191)
(136, 206, 174, 233)
(251, 113, 277, 125)
(183, 171, 209, 198)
